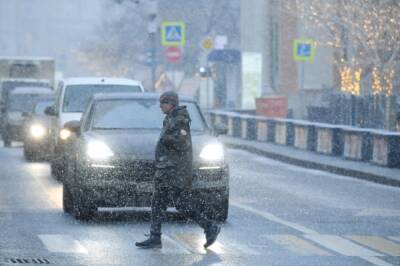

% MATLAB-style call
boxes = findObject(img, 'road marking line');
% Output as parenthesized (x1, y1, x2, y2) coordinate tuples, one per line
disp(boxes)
(162, 235, 192, 254)
(232, 201, 392, 266)
(268, 235, 332, 256)
(303, 235, 382, 257)
(38, 234, 88, 254)
(346, 236, 400, 256)
(175, 233, 221, 254)
(225, 241, 260, 255)
(174, 232, 259, 255)
(231, 201, 318, 235)
(355, 209, 400, 217)
(389, 236, 400, 243)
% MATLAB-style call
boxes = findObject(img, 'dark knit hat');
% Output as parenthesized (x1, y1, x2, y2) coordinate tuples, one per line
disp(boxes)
(159, 91, 179, 106)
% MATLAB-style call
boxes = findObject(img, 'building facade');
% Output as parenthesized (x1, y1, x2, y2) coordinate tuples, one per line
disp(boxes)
(240, 0, 334, 118)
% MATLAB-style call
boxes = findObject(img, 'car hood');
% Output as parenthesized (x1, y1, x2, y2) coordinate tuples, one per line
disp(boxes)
(7, 111, 24, 126)
(26, 116, 51, 127)
(83, 130, 222, 161)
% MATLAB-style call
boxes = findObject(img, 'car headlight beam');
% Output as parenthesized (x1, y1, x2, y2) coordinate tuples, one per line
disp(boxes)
(59, 129, 71, 140)
(86, 140, 114, 160)
(30, 124, 46, 139)
(199, 143, 224, 162)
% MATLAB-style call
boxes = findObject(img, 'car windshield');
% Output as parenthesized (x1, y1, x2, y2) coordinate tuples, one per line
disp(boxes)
(9, 94, 47, 112)
(34, 100, 53, 115)
(91, 99, 206, 131)
(62, 85, 142, 112)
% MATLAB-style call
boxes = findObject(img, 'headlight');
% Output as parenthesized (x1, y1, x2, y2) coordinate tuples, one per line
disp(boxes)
(199, 143, 224, 161)
(59, 129, 71, 140)
(86, 140, 114, 160)
(30, 124, 46, 139)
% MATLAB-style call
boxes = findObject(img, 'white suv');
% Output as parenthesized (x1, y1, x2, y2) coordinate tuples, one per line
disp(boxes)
(46, 77, 145, 179)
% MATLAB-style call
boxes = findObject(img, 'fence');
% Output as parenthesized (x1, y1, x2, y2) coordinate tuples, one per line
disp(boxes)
(309, 93, 398, 131)
(208, 110, 400, 168)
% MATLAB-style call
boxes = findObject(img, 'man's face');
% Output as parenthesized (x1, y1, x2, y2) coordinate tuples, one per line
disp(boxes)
(160, 102, 174, 114)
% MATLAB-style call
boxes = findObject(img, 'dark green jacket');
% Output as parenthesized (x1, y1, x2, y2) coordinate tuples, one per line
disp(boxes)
(155, 105, 193, 189)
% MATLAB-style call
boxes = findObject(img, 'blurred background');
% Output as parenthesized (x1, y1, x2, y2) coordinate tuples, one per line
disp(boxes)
(1, 0, 399, 130)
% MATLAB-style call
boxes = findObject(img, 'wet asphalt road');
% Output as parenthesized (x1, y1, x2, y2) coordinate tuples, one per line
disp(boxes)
(0, 144, 399, 266)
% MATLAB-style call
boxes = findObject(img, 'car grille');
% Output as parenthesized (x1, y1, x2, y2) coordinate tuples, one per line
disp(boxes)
(115, 159, 155, 182)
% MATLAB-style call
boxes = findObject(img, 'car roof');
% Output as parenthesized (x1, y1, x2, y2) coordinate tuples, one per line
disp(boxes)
(1, 78, 51, 85)
(62, 77, 143, 87)
(10, 87, 54, 94)
(92, 92, 195, 102)
(0, 56, 53, 61)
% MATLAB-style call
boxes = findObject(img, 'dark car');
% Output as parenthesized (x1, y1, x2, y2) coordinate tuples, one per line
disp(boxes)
(1, 86, 54, 147)
(63, 93, 229, 221)
(1, 80, 52, 145)
(23, 97, 55, 160)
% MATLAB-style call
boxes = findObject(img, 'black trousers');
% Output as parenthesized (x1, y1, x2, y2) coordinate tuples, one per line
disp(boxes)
(150, 170, 213, 236)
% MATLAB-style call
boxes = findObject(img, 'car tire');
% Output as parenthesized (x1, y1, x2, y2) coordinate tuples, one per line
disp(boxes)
(23, 147, 36, 161)
(51, 160, 64, 181)
(72, 189, 97, 221)
(63, 183, 74, 214)
(2, 129, 11, 147)
(215, 194, 229, 223)
(3, 137, 11, 147)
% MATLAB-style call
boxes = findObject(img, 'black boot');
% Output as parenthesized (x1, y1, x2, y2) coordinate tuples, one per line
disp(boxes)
(204, 223, 221, 248)
(135, 234, 162, 249)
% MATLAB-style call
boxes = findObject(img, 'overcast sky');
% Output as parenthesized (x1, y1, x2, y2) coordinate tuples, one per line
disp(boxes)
(0, 0, 104, 76)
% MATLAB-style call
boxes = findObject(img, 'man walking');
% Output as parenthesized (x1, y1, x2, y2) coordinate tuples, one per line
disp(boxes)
(135, 91, 221, 249)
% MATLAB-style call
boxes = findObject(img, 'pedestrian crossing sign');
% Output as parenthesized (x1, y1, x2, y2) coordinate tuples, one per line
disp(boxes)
(293, 39, 315, 62)
(161, 21, 186, 46)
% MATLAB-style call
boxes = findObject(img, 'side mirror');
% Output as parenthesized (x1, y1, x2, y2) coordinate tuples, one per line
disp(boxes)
(44, 106, 56, 116)
(63, 120, 81, 135)
(213, 123, 228, 136)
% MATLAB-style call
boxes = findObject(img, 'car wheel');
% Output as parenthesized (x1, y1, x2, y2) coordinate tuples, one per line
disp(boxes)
(51, 160, 65, 181)
(3, 137, 11, 147)
(63, 183, 74, 214)
(72, 189, 97, 221)
(2, 129, 11, 147)
(215, 194, 229, 222)
(23, 147, 36, 161)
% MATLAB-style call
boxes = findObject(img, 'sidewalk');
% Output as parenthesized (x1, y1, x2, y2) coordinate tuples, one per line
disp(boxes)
(220, 136, 400, 188)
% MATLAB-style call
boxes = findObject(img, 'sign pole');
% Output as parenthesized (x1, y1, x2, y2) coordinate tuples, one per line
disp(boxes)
(301, 61, 305, 90)
(151, 32, 156, 92)
(206, 59, 209, 109)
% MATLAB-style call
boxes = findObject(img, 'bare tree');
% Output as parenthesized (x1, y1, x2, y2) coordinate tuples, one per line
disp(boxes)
(76, 1, 147, 77)
(287, 0, 400, 95)
(77, 0, 240, 90)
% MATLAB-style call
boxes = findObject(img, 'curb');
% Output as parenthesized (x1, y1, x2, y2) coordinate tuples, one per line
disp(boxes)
(224, 141, 400, 188)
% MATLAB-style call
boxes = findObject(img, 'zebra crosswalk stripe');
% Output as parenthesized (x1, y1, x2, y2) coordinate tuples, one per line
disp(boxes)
(346, 236, 400, 256)
(303, 235, 382, 257)
(268, 235, 332, 256)
(161, 234, 192, 254)
(389, 236, 400, 243)
(38, 234, 88, 254)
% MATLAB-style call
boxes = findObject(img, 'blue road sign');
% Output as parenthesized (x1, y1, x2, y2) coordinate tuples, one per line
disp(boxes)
(293, 39, 315, 62)
(161, 21, 186, 46)
(297, 43, 311, 57)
